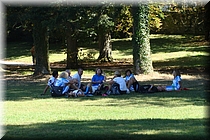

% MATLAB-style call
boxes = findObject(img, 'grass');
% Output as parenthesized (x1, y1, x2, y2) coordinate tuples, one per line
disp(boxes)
(4, 34, 210, 69)
(3, 75, 209, 139)
(2, 34, 210, 139)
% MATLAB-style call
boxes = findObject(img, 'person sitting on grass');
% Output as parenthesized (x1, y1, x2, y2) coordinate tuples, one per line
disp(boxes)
(72, 68, 84, 89)
(54, 71, 83, 97)
(65, 69, 81, 91)
(104, 71, 129, 96)
(141, 69, 183, 93)
(90, 68, 106, 95)
(42, 70, 58, 95)
(165, 69, 182, 91)
(124, 69, 139, 92)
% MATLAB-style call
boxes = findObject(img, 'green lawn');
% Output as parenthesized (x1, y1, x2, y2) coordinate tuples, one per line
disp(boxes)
(3, 77, 209, 139)
(2, 34, 210, 139)
(4, 34, 210, 69)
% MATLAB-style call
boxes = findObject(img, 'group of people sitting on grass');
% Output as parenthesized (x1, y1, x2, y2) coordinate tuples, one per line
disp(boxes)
(41, 68, 183, 98)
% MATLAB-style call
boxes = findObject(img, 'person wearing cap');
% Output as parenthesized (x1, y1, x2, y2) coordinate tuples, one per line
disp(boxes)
(105, 70, 129, 95)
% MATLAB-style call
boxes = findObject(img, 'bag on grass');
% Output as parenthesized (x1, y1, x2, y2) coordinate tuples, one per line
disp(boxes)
(133, 81, 140, 92)
(111, 83, 121, 95)
(50, 86, 63, 97)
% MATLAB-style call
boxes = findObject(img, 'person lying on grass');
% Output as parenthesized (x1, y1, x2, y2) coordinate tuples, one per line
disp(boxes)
(68, 89, 85, 97)
(141, 69, 183, 93)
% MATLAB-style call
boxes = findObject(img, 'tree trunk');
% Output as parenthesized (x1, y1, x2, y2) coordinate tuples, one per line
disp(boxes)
(66, 23, 78, 69)
(132, 3, 153, 74)
(204, 1, 210, 41)
(97, 31, 113, 62)
(33, 21, 51, 76)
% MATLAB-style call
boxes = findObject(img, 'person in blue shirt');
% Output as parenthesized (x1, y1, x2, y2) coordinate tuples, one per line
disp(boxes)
(165, 69, 182, 91)
(90, 68, 106, 94)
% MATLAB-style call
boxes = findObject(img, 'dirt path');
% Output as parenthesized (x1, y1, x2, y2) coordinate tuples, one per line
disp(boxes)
(1, 60, 209, 84)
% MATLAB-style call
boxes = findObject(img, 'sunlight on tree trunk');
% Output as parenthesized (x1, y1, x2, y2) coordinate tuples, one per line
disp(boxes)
(97, 32, 113, 62)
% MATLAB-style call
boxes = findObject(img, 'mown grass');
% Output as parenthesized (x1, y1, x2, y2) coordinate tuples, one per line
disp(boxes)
(2, 34, 210, 139)
(5, 34, 210, 69)
(3, 75, 209, 139)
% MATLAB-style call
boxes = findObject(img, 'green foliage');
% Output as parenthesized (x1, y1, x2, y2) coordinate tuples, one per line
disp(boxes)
(114, 5, 133, 38)
(97, 14, 114, 33)
(149, 4, 165, 32)
(161, 2, 205, 34)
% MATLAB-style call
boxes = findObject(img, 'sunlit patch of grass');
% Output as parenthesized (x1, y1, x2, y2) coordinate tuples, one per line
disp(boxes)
(4, 82, 209, 139)
(152, 51, 209, 61)
(150, 34, 186, 39)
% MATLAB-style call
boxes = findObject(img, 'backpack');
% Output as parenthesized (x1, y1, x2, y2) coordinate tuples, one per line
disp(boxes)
(50, 86, 64, 97)
(133, 81, 140, 92)
(110, 83, 121, 95)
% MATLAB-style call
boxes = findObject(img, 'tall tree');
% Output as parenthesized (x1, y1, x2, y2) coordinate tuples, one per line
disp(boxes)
(132, 3, 153, 74)
(29, 7, 53, 75)
(32, 20, 50, 75)
(204, 1, 210, 41)
(97, 14, 114, 62)
(55, 5, 94, 68)
(6, 6, 52, 75)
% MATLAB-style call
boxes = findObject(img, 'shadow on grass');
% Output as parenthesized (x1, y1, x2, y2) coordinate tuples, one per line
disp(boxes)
(6, 42, 33, 59)
(153, 55, 210, 68)
(5, 76, 209, 107)
(6, 35, 209, 60)
(3, 118, 209, 140)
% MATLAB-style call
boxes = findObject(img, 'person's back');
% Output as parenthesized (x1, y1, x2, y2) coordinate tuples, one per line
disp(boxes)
(166, 69, 182, 91)
(172, 75, 182, 90)
(42, 70, 58, 95)
(113, 76, 127, 91)
(54, 77, 69, 87)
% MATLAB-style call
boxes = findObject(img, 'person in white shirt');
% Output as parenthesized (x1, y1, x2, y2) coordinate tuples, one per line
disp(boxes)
(72, 68, 83, 89)
(124, 69, 138, 91)
(65, 69, 80, 90)
(42, 70, 58, 95)
(105, 71, 129, 95)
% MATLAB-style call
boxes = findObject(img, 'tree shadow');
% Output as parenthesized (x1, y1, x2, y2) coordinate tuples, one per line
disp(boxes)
(3, 118, 209, 140)
(6, 42, 33, 59)
(5, 76, 209, 107)
(153, 55, 209, 68)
